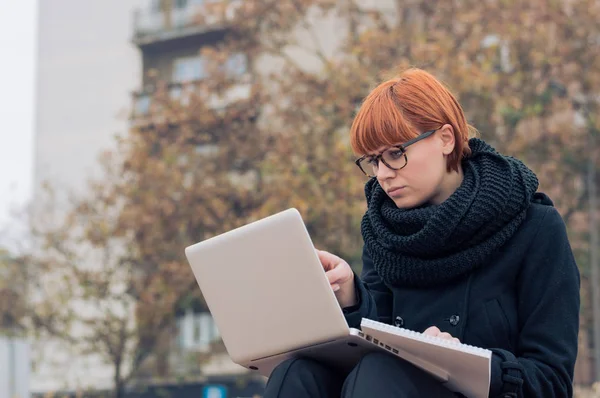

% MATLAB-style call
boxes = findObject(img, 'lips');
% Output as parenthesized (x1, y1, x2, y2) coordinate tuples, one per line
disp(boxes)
(387, 186, 405, 196)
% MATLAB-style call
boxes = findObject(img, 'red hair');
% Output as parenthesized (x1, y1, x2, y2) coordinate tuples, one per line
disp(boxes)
(350, 68, 474, 172)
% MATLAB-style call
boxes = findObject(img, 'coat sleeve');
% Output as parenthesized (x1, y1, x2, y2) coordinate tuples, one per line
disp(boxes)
(343, 246, 394, 328)
(489, 206, 580, 397)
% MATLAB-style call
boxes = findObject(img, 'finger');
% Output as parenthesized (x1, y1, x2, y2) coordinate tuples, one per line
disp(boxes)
(316, 249, 332, 269)
(437, 332, 454, 340)
(330, 283, 340, 292)
(325, 267, 345, 285)
(453, 338, 461, 344)
(316, 249, 339, 271)
(423, 326, 441, 336)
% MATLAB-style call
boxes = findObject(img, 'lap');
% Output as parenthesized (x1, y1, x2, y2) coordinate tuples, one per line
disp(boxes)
(264, 352, 457, 398)
(263, 357, 344, 398)
(342, 352, 457, 397)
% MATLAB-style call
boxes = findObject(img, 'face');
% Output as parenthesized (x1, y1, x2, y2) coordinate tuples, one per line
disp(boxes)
(369, 125, 458, 209)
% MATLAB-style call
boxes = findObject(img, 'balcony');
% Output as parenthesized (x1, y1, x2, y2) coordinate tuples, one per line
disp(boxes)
(131, 79, 253, 128)
(132, 0, 243, 47)
(131, 50, 252, 124)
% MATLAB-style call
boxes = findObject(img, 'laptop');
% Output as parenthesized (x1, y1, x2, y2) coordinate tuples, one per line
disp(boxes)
(185, 208, 493, 397)
(184, 208, 382, 377)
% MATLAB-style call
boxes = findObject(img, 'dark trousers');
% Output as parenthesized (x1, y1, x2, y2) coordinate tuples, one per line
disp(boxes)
(263, 352, 458, 398)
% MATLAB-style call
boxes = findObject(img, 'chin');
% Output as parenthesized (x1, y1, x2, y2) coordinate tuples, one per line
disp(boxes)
(391, 196, 425, 210)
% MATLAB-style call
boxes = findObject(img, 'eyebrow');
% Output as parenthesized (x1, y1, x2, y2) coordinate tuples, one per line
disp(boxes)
(366, 145, 401, 157)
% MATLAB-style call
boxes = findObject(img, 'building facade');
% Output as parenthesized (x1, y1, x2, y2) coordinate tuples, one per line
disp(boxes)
(34, 0, 146, 200)
(33, 0, 258, 394)
(130, 0, 250, 125)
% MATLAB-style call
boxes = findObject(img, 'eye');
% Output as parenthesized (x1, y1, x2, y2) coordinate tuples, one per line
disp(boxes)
(366, 157, 378, 165)
(388, 149, 404, 159)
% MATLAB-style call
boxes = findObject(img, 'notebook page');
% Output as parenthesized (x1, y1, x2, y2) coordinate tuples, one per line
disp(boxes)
(361, 318, 491, 398)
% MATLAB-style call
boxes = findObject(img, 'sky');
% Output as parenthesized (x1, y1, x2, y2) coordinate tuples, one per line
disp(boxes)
(0, 0, 37, 236)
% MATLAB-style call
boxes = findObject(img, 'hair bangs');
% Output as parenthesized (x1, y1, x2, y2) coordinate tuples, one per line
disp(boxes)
(350, 82, 418, 155)
(350, 68, 474, 171)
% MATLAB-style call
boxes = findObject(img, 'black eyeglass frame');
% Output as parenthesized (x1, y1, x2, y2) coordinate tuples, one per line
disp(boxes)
(354, 128, 440, 177)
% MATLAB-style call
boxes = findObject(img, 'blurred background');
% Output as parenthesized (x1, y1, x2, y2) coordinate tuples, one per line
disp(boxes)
(0, 0, 599, 397)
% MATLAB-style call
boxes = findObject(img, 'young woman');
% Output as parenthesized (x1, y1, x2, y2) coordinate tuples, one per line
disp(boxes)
(263, 68, 580, 398)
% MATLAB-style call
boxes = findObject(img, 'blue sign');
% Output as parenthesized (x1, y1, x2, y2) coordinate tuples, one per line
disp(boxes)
(203, 384, 227, 398)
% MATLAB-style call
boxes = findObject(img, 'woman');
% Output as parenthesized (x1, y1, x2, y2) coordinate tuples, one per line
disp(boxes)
(263, 68, 580, 397)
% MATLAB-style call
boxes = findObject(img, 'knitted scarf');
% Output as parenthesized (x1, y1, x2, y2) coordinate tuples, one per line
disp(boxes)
(361, 138, 539, 288)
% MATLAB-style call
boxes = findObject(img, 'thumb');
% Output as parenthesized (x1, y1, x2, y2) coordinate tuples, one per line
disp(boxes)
(423, 326, 441, 336)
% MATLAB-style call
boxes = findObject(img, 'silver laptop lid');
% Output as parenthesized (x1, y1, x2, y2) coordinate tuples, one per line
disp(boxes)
(184, 208, 350, 364)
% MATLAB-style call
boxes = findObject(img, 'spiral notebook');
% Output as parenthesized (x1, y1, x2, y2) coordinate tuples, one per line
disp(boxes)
(360, 318, 492, 398)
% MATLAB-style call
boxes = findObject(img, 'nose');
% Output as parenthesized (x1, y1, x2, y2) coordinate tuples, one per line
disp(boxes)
(376, 159, 396, 180)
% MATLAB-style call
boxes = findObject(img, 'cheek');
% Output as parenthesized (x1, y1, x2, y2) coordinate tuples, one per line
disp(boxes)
(404, 151, 445, 189)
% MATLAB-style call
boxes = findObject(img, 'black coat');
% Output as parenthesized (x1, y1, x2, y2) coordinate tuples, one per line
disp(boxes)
(343, 194, 580, 397)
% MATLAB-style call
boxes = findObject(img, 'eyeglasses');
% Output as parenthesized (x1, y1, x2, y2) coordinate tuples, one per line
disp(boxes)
(354, 128, 439, 178)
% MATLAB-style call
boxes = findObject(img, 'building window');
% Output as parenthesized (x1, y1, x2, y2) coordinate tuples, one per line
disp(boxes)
(176, 317, 185, 348)
(170, 85, 182, 100)
(193, 318, 201, 343)
(197, 312, 213, 350)
(173, 56, 206, 83)
(177, 309, 221, 351)
(481, 34, 513, 73)
(135, 95, 151, 116)
(225, 53, 248, 77)
(150, 0, 161, 13)
(175, 0, 189, 9)
(170, 86, 192, 106)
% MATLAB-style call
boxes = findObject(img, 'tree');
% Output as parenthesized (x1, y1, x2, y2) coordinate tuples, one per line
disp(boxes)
(0, 248, 26, 334)
(20, 180, 192, 397)
(246, 0, 600, 269)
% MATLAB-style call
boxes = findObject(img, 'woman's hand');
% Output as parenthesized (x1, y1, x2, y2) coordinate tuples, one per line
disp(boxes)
(423, 326, 461, 344)
(316, 249, 357, 308)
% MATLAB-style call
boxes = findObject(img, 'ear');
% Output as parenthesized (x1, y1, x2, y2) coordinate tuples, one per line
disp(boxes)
(438, 124, 455, 155)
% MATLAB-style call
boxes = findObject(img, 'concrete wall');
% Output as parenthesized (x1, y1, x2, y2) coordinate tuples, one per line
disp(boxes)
(0, 336, 30, 398)
(34, 0, 145, 199)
